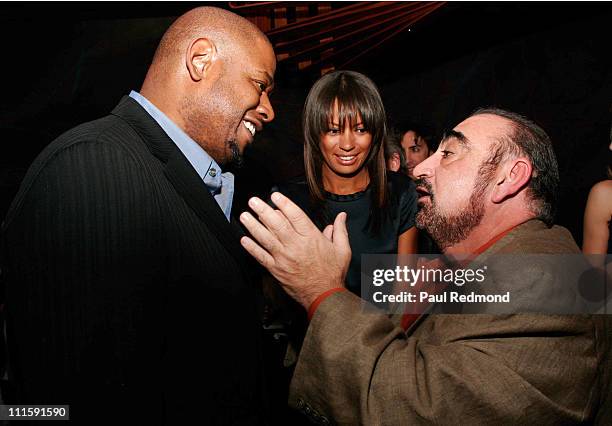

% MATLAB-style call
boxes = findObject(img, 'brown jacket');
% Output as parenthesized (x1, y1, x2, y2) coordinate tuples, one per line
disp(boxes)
(289, 220, 612, 425)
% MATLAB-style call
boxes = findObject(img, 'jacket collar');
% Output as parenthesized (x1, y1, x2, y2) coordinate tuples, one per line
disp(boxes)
(403, 218, 549, 334)
(110, 96, 249, 269)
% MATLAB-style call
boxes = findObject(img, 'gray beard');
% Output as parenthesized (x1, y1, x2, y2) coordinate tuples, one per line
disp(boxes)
(416, 178, 487, 251)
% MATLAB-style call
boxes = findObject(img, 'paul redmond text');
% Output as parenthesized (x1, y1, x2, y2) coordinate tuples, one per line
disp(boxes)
(372, 291, 511, 304)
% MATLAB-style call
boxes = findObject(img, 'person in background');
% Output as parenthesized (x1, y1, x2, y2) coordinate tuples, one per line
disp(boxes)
(396, 121, 436, 180)
(274, 70, 418, 297)
(583, 137, 612, 258)
(384, 129, 408, 174)
(391, 122, 440, 253)
(582, 129, 612, 302)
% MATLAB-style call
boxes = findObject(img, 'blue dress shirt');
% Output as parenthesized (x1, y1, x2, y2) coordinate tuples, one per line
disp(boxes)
(129, 91, 234, 221)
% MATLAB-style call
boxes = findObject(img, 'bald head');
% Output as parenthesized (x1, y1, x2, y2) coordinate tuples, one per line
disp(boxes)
(469, 108, 559, 226)
(153, 7, 269, 71)
(143, 7, 270, 88)
(139, 6, 276, 166)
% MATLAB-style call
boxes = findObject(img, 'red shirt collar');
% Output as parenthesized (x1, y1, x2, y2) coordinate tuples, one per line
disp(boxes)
(472, 224, 518, 256)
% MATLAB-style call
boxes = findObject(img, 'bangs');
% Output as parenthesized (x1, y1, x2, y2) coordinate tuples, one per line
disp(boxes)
(302, 70, 389, 228)
(312, 74, 384, 136)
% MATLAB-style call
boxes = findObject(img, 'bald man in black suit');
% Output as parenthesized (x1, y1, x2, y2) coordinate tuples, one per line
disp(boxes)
(1, 7, 276, 424)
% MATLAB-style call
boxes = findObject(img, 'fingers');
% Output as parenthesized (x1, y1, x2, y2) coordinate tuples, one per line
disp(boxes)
(240, 211, 283, 255)
(332, 212, 351, 258)
(270, 192, 317, 236)
(246, 197, 295, 243)
(240, 236, 276, 269)
(332, 211, 348, 232)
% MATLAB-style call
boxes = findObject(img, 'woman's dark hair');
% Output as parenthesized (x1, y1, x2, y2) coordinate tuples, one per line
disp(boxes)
(302, 70, 388, 231)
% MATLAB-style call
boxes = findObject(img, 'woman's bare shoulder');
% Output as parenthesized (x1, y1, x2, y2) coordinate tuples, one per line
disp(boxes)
(588, 180, 612, 201)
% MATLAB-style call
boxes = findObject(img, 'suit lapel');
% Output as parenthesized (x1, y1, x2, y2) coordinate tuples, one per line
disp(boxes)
(163, 152, 248, 266)
(111, 96, 249, 269)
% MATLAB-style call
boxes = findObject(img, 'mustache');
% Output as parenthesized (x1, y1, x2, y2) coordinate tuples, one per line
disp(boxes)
(414, 178, 433, 195)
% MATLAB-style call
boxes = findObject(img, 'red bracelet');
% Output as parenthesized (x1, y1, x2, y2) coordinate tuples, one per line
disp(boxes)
(307, 287, 347, 321)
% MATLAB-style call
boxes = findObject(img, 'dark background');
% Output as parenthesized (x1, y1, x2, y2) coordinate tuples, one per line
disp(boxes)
(1, 2, 611, 244)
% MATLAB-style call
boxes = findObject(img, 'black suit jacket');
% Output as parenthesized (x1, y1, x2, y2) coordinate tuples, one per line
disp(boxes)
(1, 97, 266, 424)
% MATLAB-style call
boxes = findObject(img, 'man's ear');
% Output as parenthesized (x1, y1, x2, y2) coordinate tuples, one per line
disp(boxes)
(491, 157, 532, 203)
(186, 38, 217, 82)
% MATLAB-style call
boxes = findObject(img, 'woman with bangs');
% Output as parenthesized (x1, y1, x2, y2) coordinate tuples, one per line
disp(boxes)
(274, 70, 418, 297)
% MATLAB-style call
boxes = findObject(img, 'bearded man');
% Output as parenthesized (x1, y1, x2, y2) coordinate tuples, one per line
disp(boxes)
(1, 7, 275, 424)
(239, 108, 611, 424)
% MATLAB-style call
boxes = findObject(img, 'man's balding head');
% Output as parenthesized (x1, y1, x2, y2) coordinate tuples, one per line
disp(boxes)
(413, 108, 559, 252)
(150, 7, 270, 75)
(468, 108, 559, 226)
(140, 7, 276, 165)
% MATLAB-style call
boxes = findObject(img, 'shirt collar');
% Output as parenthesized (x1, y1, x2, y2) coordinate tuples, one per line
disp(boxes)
(128, 90, 226, 192)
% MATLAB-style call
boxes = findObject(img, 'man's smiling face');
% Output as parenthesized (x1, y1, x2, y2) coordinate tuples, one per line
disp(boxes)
(183, 35, 276, 166)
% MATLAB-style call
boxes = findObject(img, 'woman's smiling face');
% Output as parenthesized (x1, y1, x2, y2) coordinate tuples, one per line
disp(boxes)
(319, 101, 373, 179)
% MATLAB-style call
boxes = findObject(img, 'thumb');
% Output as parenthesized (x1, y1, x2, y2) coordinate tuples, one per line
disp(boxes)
(332, 212, 351, 259)
(323, 224, 334, 241)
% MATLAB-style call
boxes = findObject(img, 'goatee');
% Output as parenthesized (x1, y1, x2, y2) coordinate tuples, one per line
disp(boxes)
(228, 139, 244, 168)
(415, 177, 486, 251)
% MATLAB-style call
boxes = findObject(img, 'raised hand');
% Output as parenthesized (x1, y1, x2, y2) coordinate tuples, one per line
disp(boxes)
(240, 192, 351, 308)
